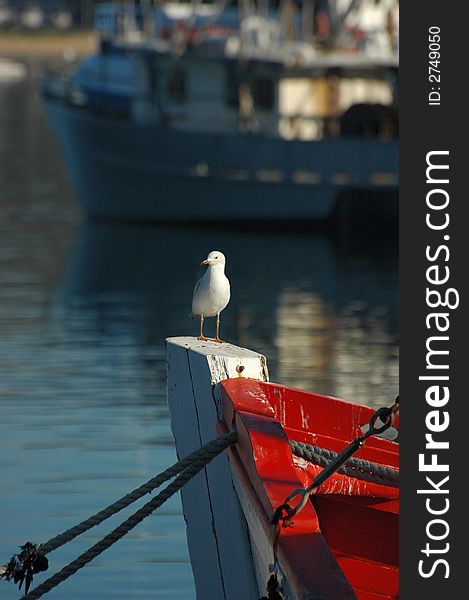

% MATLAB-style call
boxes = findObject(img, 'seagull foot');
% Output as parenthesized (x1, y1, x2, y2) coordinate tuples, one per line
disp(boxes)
(212, 337, 225, 343)
(197, 335, 208, 341)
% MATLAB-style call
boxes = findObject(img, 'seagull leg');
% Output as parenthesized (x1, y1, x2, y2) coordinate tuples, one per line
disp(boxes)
(197, 314, 207, 341)
(213, 312, 224, 343)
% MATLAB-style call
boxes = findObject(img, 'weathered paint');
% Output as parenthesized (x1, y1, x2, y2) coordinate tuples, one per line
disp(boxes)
(166, 337, 268, 599)
(220, 378, 399, 599)
(166, 338, 398, 599)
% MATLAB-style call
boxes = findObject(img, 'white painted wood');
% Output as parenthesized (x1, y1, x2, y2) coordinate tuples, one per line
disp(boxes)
(231, 471, 275, 597)
(232, 472, 296, 600)
(166, 337, 269, 599)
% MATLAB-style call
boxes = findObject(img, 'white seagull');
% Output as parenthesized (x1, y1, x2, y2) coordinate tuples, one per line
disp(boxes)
(192, 250, 231, 342)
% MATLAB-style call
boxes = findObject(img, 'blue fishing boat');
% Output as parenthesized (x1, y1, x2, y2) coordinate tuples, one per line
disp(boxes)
(41, 1, 399, 225)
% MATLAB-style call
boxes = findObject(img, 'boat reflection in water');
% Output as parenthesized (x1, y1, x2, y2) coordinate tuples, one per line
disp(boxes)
(61, 221, 398, 405)
(275, 288, 398, 404)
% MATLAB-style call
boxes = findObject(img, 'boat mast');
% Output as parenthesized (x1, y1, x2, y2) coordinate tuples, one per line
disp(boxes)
(302, 0, 315, 43)
(279, 0, 296, 42)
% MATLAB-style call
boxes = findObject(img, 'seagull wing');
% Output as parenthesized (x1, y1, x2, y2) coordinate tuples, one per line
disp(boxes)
(193, 278, 202, 298)
(191, 277, 203, 316)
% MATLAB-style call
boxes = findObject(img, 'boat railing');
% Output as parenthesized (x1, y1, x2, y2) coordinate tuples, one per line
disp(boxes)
(88, 0, 399, 65)
(92, 2, 239, 48)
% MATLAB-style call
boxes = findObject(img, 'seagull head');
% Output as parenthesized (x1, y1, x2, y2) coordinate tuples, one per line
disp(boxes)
(201, 250, 226, 266)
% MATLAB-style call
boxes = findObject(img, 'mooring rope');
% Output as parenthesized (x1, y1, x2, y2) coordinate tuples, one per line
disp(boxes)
(21, 456, 226, 600)
(273, 397, 400, 527)
(289, 440, 399, 487)
(2, 395, 400, 599)
(1, 431, 237, 599)
(40, 430, 236, 556)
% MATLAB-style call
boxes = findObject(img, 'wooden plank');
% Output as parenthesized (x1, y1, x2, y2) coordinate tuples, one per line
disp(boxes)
(166, 336, 268, 599)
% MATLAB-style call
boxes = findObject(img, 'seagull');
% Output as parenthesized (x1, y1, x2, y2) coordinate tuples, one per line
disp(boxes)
(192, 250, 231, 342)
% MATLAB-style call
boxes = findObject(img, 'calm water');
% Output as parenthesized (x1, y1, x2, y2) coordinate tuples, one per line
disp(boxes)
(0, 59, 398, 599)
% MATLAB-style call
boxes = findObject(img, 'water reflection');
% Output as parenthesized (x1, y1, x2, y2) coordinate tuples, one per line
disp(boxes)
(63, 221, 398, 404)
(1, 62, 195, 600)
(1, 213, 397, 600)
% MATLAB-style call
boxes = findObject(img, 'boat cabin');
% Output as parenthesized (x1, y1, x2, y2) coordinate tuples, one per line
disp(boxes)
(129, 47, 398, 141)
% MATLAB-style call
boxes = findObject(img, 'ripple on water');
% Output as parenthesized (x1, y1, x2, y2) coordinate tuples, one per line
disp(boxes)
(0, 58, 397, 600)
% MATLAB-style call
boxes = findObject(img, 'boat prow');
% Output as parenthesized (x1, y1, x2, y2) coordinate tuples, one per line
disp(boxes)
(166, 338, 399, 599)
(219, 378, 399, 599)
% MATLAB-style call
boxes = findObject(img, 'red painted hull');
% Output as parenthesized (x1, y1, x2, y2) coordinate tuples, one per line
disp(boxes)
(219, 378, 399, 599)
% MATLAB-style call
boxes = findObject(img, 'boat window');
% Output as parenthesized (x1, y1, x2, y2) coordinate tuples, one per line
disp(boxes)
(167, 70, 186, 103)
(340, 103, 398, 139)
(254, 78, 274, 111)
(225, 63, 240, 108)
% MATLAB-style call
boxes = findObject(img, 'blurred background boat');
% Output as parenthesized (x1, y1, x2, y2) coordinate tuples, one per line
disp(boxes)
(40, 0, 399, 228)
(0, 0, 81, 31)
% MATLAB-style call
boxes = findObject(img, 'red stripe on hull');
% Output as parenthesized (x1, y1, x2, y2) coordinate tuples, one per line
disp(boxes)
(219, 378, 399, 599)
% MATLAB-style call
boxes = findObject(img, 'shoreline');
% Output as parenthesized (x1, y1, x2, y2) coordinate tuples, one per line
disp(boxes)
(0, 30, 97, 58)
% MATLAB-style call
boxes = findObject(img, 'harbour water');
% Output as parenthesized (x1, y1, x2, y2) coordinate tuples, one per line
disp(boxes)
(0, 59, 398, 599)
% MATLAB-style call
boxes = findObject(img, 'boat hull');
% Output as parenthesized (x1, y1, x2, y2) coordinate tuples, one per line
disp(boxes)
(219, 378, 399, 600)
(44, 98, 398, 223)
(166, 338, 399, 599)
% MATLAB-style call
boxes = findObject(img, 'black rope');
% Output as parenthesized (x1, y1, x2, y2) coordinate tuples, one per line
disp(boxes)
(289, 440, 399, 487)
(260, 573, 284, 600)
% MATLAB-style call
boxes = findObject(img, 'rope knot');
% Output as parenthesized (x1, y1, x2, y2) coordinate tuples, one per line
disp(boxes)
(271, 503, 294, 527)
(0, 431, 236, 599)
(260, 573, 284, 600)
(0, 542, 48, 594)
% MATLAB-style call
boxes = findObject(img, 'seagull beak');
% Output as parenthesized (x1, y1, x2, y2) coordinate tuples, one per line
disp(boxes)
(201, 259, 210, 265)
